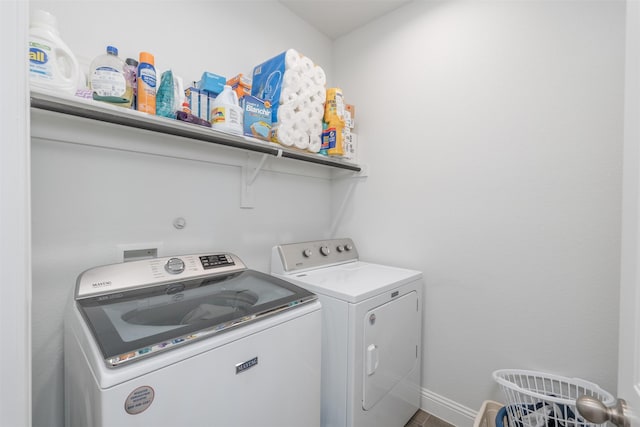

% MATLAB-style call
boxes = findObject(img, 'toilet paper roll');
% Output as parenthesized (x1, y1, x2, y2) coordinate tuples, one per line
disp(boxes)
(312, 66, 326, 87)
(300, 56, 314, 74)
(293, 117, 310, 134)
(277, 103, 296, 123)
(310, 102, 325, 120)
(291, 93, 310, 112)
(282, 69, 301, 92)
(295, 88, 311, 102)
(309, 120, 323, 137)
(312, 86, 326, 103)
(285, 49, 301, 70)
(273, 123, 295, 147)
(308, 135, 322, 153)
(299, 106, 314, 121)
(300, 75, 314, 92)
(279, 87, 298, 105)
(293, 129, 309, 150)
(309, 92, 321, 104)
(299, 94, 312, 112)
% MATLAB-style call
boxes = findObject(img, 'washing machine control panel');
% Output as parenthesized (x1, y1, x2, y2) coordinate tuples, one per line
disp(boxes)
(274, 238, 359, 273)
(165, 257, 186, 274)
(75, 252, 246, 299)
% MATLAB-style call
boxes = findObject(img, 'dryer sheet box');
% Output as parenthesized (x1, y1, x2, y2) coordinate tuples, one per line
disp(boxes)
(242, 95, 272, 141)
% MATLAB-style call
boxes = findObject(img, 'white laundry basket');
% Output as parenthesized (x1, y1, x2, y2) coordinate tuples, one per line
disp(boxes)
(492, 369, 615, 427)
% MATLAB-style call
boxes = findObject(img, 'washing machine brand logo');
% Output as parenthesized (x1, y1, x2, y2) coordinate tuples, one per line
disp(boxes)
(236, 356, 258, 374)
(91, 280, 112, 288)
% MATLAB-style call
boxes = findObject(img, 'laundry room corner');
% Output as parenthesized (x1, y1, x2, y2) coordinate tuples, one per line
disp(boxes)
(332, 0, 624, 424)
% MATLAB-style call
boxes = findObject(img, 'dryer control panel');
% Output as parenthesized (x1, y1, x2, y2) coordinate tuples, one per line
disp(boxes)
(272, 238, 359, 274)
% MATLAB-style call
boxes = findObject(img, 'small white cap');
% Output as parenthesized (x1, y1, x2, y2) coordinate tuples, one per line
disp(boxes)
(30, 9, 59, 33)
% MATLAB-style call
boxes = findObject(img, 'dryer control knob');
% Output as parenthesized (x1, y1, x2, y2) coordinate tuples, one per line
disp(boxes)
(336, 245, 345, 252)
(345, 244, 353, 251)
(165, 257, 185, 274)
(320, 246, 331, 256)
(302, 249, 312, 258)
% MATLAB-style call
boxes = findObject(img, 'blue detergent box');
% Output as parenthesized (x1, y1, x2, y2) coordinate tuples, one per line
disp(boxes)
(185, 87, 202, 119)
(197, 72, 226, 96)
(242, 96, 272, 141)
(185, 86, 218, 121)
(251, 51, 287, 123)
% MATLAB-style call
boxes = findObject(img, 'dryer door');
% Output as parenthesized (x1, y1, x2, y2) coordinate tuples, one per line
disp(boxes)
(362, 291, 419, 410)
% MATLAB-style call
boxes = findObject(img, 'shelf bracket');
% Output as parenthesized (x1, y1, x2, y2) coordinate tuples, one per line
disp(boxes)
(241, 153, 270, 209)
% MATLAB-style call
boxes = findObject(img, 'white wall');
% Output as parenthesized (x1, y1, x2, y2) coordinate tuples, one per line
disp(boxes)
(333, 0, 625, 423)
(29, 2, 333, 426)
(1, 1, 31, 426)
(619, 0, 640, 405)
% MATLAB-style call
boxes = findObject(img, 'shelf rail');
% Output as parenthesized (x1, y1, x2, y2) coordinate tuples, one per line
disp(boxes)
(30, 91, 362, 173)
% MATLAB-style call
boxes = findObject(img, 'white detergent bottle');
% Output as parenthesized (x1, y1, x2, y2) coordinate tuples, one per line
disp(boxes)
(210, 85, 243, 135)
(89, 46, 132, 107)
(29, 9, 79, 95)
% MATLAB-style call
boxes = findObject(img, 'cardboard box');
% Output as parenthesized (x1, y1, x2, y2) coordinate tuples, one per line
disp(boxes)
(228, 73, 252, 100)
(242, 95, 272, 141)
(345, 104, 356, 128)
(197, 71, 226, 96)
(185, 87, 202, 119)
(344, 104, 356, 129)
(185, 86, 219, 121)
(342, 130, 357, 162)
(200, 90, 210, 121)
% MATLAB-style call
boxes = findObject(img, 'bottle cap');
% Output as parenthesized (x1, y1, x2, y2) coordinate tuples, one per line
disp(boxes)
(107, 46, 118, 56)
(30, 10, 60, 35)
(139, 52, 155, 65)
(125, 58, 139, 67)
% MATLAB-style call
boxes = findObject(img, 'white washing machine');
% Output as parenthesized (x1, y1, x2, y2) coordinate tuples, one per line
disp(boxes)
(64, 252, 322, 427)
(271, 238, 423, 427)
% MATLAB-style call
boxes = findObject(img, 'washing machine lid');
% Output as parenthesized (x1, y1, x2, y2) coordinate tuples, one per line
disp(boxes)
(277, 261, 422, 303)
(74, 254, 316, 367)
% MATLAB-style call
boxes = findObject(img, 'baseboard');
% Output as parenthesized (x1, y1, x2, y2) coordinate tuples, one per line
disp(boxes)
(420, 388, 477, 426)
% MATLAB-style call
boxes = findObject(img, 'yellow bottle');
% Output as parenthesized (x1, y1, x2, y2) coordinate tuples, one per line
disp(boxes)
(324, 88, 345, 126)
(324, 88, 346, 156)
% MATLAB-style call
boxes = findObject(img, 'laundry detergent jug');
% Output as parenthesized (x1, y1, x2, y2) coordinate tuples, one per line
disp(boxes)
(29, 9, 79, 95)
(210, 85, 243, 135)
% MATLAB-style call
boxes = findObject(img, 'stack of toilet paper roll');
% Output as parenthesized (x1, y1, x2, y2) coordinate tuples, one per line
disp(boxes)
(270, 49, 326, 153)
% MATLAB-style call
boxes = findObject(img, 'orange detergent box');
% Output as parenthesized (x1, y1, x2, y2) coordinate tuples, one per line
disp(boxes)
(242, 95, 272, 141)
(227, 73, 252, 100)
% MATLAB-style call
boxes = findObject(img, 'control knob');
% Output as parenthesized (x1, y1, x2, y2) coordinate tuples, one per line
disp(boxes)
(302, 249, 312, 258)
(345, 244, 353, 251)
(320, 246, 331, 256)
(337, 245, 345, 252)
(165, 257, 185, 274)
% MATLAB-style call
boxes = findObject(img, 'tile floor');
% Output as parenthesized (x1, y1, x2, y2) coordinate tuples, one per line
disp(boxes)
(405, 410, 455, 427)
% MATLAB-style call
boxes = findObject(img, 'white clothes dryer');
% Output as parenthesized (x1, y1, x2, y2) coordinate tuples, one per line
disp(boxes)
(65, 252, 322, 427)
(271, 238, 423, 427)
